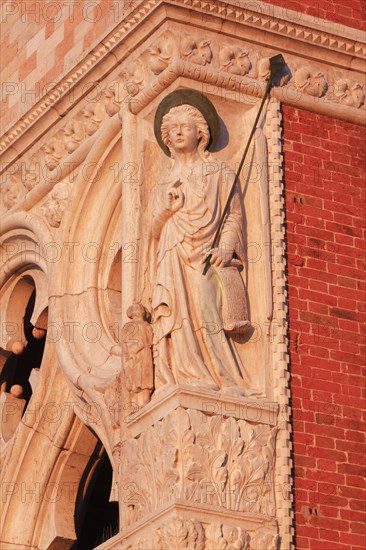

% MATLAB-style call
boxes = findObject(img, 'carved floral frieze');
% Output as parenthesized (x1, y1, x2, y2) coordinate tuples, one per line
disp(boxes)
(1, 0, 365, 164)
(126, 519, 279, 550)
(1, 28, 364, 217)
(0, 78, 126, 218)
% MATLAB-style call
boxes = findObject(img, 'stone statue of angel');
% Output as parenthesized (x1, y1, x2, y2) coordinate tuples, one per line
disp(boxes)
(151, 90, 254, 395)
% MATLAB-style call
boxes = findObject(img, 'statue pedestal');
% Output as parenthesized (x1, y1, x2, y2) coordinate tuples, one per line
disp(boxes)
(98, 386, 280, 549)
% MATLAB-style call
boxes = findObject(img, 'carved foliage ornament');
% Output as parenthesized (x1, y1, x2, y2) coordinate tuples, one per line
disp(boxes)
(183, 410, 278, 515)
(122, 410, 277, 526)
(3, 32, 364, 214)
(127, 520, 279, 550)
(122, 409, 180, 526)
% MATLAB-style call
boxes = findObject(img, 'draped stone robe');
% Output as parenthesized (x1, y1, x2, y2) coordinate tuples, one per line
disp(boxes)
(151, 156, 250, 392)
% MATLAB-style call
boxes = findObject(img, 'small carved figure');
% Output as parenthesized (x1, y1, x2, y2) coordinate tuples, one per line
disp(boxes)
(206, 524, 250, 550)
(121, 304, 154, 407)
(42, 182, 70, 228)
(82, 102, 106, 135)
(219, 45, 251, 76)
(334, 78, 365, 108)
(148, 36, 173, 75)
(1, 175, 23, 209)
(103, 82, 123, 116)
(63, 119, 85, 153)
(181, 36, 212, 65)
(294, 67, 327, 98)
(23, 157, 41, 191)
(42, 136, 65, 170)
(258, 57, 289, 86)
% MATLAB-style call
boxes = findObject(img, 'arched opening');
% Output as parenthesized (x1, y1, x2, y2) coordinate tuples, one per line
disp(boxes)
(73, 442, 119, 549)
(0, 287, 47, 406)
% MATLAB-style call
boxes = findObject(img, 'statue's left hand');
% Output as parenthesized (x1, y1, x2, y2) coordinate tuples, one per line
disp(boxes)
(204, 247, 233, 267)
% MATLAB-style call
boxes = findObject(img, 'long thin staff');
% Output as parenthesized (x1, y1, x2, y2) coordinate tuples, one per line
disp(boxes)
(203, 54, 286, 275)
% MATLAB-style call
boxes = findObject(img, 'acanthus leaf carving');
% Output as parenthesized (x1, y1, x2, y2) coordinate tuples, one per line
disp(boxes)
(160, 518, 205, 549)
(82, 101, 107, 136)
(122, 408, 185, 526)
(103, 81, 124, 116)
(23, 157, 41, 192)
(1, 175, 24, 210)
(122, 59, 145, 97)
(122, 408, 278, 529)
(183, 410, 278, 515)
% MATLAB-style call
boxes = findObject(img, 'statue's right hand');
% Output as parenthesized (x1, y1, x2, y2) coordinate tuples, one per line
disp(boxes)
(164, 185, 184, 214)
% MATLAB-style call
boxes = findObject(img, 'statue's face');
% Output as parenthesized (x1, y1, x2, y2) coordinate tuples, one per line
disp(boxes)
(167, 113, 200, 154)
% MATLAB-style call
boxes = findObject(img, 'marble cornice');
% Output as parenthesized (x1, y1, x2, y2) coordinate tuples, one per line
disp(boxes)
(1, 0, 365, 167)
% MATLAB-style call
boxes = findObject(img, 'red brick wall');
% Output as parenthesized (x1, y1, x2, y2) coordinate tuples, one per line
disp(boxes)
(262, 0, 366, 30)
(284, 105, 366, 549)
(0, 0, 126, 132)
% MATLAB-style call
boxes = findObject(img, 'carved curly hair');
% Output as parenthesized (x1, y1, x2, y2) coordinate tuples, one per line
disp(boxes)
(161, 104, 210, 158)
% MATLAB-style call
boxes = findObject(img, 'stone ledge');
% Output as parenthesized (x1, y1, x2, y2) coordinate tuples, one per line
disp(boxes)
(125, 383, 279, 437)
(97, 500, 278, 549)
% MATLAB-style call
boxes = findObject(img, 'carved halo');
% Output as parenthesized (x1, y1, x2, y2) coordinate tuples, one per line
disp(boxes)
(154, 88, 220, 156)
